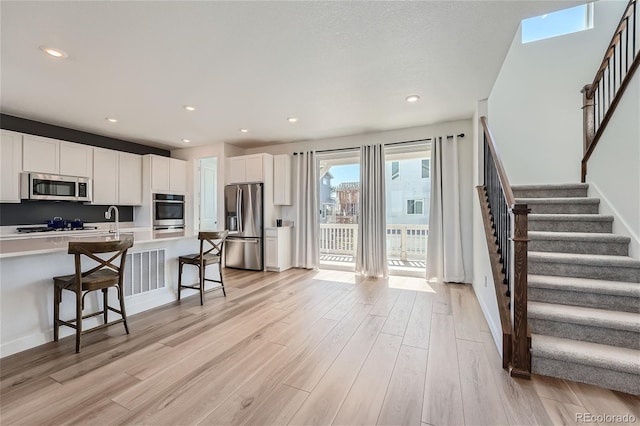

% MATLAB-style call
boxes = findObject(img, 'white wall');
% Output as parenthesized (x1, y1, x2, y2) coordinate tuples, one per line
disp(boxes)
(488, 0, 627, 184)
(245, 119, 475, 283)
(587, 69, 640, 258)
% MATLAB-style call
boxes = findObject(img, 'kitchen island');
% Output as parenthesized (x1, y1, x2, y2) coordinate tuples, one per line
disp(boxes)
(0, 227, 209, 357)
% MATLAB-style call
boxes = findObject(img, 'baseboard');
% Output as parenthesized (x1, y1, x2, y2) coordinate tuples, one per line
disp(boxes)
(588, 182, 640, 259)
(0, 287, 177, 359)
(472, 282, 503, 356)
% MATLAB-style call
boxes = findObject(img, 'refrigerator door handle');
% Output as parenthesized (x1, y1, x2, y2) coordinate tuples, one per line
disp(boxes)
(237, 186, 243, 233)
(228, 238, 259, 244)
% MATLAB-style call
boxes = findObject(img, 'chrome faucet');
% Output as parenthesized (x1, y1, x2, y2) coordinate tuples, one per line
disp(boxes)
(105, 205, 120, 239)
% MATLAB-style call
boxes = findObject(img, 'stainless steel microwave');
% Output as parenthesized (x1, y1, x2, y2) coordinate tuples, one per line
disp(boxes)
(20, 173, 92, 202)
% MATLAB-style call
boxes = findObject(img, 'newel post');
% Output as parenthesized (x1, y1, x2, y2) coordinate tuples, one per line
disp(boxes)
(510, 203, 531, 379)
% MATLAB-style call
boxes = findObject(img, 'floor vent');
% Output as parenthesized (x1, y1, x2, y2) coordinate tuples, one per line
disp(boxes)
(123, 249, 166, 296)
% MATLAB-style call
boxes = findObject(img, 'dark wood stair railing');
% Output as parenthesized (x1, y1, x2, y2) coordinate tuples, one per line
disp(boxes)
(582, 0, 639, 181)
(478, 116, 530, 378)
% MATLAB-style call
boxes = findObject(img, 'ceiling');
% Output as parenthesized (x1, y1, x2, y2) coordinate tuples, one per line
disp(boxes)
(1, 1, 582, 150)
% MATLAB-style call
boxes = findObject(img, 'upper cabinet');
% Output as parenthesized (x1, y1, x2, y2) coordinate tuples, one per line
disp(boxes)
(93, 148, 142, 205)
(148, 154, 187, 194)
(0, 130, 23, 203)
(226, 153, 271, 184)
(93, 148, 119, 204)
(22, 135, 59, 174)
(273, 154, 292, 205)
(118, 152, 143, 205)
(59, 141, 93, 178)
(22, 135, 93, 178)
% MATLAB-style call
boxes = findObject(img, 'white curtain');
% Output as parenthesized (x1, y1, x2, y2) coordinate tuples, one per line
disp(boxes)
(426, 135, 465, 282)
(293, 151, 319, 269)
(356, 144, 388, 278)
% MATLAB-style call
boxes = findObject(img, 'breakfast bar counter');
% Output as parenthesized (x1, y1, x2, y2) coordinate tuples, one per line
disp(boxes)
(0, 228, 209, 357)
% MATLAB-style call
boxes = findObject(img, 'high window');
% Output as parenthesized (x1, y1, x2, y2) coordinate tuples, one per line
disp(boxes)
(522, 3, 594, 44)
(391, 161, 399, 180)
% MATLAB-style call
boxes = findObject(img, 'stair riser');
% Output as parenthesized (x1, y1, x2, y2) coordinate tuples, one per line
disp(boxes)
(529, 239, 629, 256)
(529, 260, 640, 282)
(528, 220, 612, 233)
(513, 188, 588, 198)
(527, 203, 599, 214)
(529, 288, 640, 313)
(532, 357, 640, 395)
(529, 318, 639, 350)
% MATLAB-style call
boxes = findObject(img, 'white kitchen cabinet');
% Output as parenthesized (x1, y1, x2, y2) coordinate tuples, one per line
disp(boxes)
(148, 155, 187, 194)
(92, 148, 119, 204)
(93, 149, 143, 205)
(0, 130, 23, 203)
(118, 152, 142, 205)
(226, 154, 270, 184)
(227, 156, 247, 184)
(169, 157, 187, 193)
(59, 141, 93, 177)
(22, 135, 59, 174)
(264, 226, 292, 272)
(22, 135, 92, 178)
(273, 154, 292, 205)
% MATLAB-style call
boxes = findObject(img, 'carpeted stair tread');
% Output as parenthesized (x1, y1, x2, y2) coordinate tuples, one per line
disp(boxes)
(531, 334, 640, 376)
(512, 183, 589, 191)
(529, 301, 640, 332)
(529, 214, 614, 222)
(529, 274, 640, 297)
(512, 183, 589, 198)
(529, 251, 640, 268)
(528, 231, 630, 243)
(516, 197, 600, 204)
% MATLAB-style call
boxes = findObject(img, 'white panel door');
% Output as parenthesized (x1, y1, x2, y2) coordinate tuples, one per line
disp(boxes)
(199, 158, 217, 230)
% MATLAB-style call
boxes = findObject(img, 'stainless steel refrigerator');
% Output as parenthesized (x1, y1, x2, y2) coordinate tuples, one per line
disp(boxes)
(224, 183, 263, 270)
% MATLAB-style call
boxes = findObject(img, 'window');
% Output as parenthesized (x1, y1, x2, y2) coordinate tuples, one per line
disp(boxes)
(391, 161, 399, 180)
(407, 199, 424, 215)
(421, 159, 430, 179)
(522, 3, 593, 44)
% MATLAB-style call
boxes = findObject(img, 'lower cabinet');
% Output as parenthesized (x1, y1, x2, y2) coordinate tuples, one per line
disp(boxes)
(265, 227, 292, 272)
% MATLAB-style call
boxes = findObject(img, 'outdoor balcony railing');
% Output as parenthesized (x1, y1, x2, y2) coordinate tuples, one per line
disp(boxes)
(319, 223, 428, 261)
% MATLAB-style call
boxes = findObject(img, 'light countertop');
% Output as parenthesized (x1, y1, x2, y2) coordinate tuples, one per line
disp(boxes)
(0, 227, 194, 259)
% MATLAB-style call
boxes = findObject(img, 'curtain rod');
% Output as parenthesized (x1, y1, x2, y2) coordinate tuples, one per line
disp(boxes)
(293, 133, 464, 155)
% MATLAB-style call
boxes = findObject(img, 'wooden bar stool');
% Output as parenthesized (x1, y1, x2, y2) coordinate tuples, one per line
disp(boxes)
(53, 236, 133, 353)
(178, 231, 229, 305)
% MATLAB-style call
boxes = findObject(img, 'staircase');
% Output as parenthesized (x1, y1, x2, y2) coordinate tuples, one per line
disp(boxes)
(512, 183, 640, 395)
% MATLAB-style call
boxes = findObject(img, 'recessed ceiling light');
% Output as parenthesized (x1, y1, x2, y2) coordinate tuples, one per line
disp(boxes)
(405, 95, 420, 103)
(287, 117, 298, 123)
(182, 139, 191, 143)
(184, 105, 196, 111)
(106, 117, 118, 123)
(240, 129, 249, 133)
(39, 46, 68, 58)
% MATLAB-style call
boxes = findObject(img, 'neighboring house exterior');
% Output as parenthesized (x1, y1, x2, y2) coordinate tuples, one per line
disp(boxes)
(335, 182, 359, 224)
(319, 171, 334, 224)
(385, 158, 431, 225)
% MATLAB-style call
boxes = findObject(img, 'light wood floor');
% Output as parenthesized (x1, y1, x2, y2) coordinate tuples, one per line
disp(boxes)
(1, 268, 638, 425)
